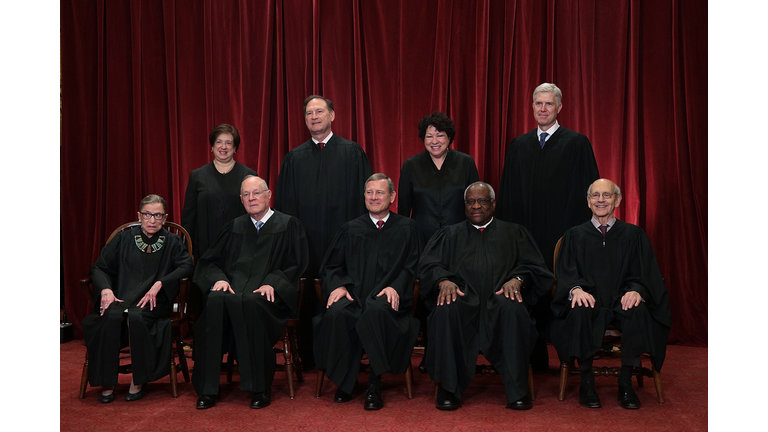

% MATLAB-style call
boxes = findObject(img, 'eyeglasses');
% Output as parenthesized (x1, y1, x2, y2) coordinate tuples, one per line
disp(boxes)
(140, 212, 166, 220)
(465, 198, 493, 206)
(589, 192, 615, 200)
(241, 189, 268, 199)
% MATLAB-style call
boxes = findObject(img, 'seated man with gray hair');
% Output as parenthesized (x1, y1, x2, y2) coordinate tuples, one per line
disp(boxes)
(550, 178, 671, 409)
(313, 173, 423, 410)
(419, 181, 554, 411)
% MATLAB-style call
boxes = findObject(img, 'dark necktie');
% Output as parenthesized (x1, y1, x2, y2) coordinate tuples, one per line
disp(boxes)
(318, 141, 325, 150)
(599, 224, 608, 247)
(539, 132, 548, 148)
(377, 220, 384, 230)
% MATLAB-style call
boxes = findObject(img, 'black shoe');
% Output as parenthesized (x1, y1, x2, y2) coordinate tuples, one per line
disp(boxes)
(506, 392, 533, 410)
(618, 382, 641, 409)
(334, 389, 354, 403)
(99, 391, 115, 404)
(436, 389, 461, 411)
(364, 384, 384, 410)
(125, 387, 146, 402)
(196, 395, 218, 410)
(250, 390, 271, 409)
(579, 383, 601, 408)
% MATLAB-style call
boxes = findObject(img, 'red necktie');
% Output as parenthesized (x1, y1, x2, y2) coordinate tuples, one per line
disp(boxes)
(599, 224, 608, 247)
(318, 142, 325, 150)
(377, 220, 384, 230)
(478, 227, 485, 232)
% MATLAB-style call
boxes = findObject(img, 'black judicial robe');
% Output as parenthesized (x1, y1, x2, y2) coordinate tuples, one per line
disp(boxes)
(418, 219, 554, 402)
(313, 213, 423, 394)
(497, 127, 599, 271)
(82, 227, 194, 387)
(275, 134, 372, 278)
(398, 149, 479, 243)
(191, 211, 308, 395)
(181, 161, 258, 261)
(550, 220, 671, 371)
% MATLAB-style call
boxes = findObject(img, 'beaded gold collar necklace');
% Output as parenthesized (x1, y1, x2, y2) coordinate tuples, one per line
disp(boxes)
(135, 235, 165, 254)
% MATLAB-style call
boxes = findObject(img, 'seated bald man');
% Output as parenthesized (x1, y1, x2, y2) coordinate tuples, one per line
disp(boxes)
(550, 178, 671, 409)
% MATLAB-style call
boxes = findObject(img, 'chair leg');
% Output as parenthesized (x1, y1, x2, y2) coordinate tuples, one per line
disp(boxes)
(528, 364, 535, 401)
(652, 366, 665, 404)
(174, 329, 190, 383)
(558, 361, 569, 401)
(170, 343, 179, 398)
(405, 363, 414, 399)
(289, 326, 303, 383)
(78, 351, 89, 399)
(282, 329, 295, 399)
(315, 369, 326, 398)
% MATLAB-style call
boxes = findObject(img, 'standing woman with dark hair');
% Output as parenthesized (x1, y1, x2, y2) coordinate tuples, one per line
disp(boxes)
(398, 111, 480, 243)
(181, 124, 258, 316)
(82, 195, 194, 402)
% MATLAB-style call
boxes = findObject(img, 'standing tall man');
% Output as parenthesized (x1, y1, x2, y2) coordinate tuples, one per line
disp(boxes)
(276, 95, 373, 369)
(419, 182, 554, 411)
(497, 83, 600, 370)
(314, 173, 423, 410)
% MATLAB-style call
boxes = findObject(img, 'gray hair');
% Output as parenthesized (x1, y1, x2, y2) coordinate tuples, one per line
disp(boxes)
(139, 194, 167, 213)
(464, 181, 496, 201)
(365, 173, 395, 194)
(587, 180, 621, 196)
(241, 175, 269, 193)
(533, 83, 562, 106)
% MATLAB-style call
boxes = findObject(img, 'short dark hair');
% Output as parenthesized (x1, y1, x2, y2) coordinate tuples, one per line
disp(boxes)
(139, 194, 167, 213)
(417, 111, 456, 144)
(209, 123, 241, 152)
(303, 95, 334, 113)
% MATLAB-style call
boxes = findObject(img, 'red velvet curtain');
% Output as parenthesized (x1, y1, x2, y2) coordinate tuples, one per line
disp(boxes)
(61, 0, 707, 345)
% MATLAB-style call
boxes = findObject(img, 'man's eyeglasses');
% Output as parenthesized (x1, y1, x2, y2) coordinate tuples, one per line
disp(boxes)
(241, 190, 268, 199)
(140, 212, 166, 220)
(465, 198, 493, 206)
(589, 192, 615, 200)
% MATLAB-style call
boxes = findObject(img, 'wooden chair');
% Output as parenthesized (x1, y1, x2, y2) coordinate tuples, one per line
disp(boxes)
(551, 237, 665, 403)
(225, 277, 306, 398)
(78, 221, 193, 399)
(314, 279, 416, 399)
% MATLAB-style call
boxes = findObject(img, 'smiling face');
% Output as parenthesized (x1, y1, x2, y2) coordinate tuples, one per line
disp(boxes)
(211, 132, 235, 164)
(532, 91, 562, 131)
(587, 179, 622, 222)
(304, 98, 335, 140)
(240, 176, 272, 220)
(365, 179, 395, 219)
(138, 202, 167, 237)
(423, 125, 451, 160)
(464, 184, 496, 226)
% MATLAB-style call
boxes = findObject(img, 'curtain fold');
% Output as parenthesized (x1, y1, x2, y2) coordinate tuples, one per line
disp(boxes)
(61, 0, 707, 345)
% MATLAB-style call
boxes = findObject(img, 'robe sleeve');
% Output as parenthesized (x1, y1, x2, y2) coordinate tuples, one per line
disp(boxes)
(508, 225, 555, 305)
(551, 228, 593, 318)
(625, 230, 672, 328)
(417, 228, 461, 305)
(397, 160, 413, 218)
(156, 235, 195, 303)
(261, 218, 309, 317)
(318, 224, 354, 300)
(90, 232, 123, 306)
(192, 221, 234, 295)
(180, 170, 199, 244)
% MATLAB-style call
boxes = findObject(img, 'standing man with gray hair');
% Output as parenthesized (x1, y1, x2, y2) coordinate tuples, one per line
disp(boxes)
(497, 83, 600, 371)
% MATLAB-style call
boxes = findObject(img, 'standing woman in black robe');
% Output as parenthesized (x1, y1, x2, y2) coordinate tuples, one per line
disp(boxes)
(398, 111, 479, 244)
(82, 195, 194, 403)
(181, 124, 257, 317)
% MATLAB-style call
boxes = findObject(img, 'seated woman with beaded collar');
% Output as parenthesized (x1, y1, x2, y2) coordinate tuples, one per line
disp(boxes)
(81, 194, 194, 403)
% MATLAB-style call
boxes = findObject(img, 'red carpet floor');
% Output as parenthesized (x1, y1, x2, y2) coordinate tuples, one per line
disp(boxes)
(60, 341, 707, 431)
